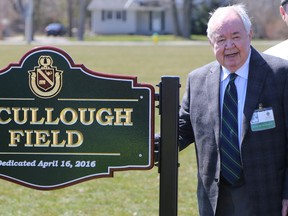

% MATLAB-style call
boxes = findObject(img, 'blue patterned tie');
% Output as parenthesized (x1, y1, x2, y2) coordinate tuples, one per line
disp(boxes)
(220, 73, 242, 185)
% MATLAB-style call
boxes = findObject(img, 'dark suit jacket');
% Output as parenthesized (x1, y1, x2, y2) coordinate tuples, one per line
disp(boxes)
(179, 47, 288, 215)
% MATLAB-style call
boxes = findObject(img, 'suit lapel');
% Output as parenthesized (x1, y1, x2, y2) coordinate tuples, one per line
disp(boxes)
(206, 62, 221, 146)
(241, 47, 268, 143)
(205, 48, 268, 146)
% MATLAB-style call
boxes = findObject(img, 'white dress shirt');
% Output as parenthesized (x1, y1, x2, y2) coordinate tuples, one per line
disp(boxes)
(220, 49, 251, 148)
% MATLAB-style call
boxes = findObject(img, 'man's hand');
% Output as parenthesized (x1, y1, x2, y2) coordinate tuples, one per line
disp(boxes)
(154, 134, 160, 166)
(282, 199, 288, 216)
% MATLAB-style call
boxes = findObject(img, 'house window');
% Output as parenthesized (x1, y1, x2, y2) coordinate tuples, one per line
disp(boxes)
(101, 10, 113, 21)
(116, 11, 127, 21)
(106, 11, 113, 19)
(101, 10, 126, 22)
(116, 11, 122, 20)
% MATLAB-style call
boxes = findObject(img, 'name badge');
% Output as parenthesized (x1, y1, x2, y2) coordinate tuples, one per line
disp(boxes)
(250, 107, 275, 131)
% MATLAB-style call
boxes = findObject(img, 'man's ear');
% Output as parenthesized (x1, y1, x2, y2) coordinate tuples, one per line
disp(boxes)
(248, 29, 253, 41)
(209, 39, 213, 46)
(280, 6, 286, 21)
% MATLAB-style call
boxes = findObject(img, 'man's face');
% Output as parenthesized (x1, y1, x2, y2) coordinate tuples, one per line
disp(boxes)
(209, 12, 252, 72)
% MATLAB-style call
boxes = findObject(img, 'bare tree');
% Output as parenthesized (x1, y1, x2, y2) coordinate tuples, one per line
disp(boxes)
(171, 0, 181, 36)
(25, 0, 33, 43)
(12, 0, 33, 42)
(12, 0, 25, 18)
(67, 0, 73, 37)
(77, 0, 87, 41)
(182, 0, 192, 39)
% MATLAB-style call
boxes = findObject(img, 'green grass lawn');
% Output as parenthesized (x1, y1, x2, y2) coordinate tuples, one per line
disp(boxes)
(0, 42, 272, 216)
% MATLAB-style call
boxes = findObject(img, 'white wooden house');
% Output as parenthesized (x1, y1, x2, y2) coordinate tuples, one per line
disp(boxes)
(87, 0, 184, 35)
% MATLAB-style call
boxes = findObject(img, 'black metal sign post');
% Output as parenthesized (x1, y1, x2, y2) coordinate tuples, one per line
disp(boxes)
(158, 76, 180, 216)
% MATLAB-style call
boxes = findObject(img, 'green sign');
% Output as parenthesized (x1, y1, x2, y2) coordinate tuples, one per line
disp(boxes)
(0, 46, 155, 190)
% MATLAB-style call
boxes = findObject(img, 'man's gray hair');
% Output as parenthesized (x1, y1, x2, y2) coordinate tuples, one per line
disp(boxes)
(206, 4, 252, 41)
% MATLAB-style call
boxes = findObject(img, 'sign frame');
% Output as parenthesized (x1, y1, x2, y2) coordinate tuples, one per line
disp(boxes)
(0, 46, 155, 190)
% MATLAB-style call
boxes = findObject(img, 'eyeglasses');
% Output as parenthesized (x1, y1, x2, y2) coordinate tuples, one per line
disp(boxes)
(282, 0, 288, 6)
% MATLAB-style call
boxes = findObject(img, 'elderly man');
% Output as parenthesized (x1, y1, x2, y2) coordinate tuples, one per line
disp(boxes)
(178, 4, 288, 216)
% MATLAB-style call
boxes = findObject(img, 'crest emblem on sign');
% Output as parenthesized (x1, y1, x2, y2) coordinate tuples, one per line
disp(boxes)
(28, 56, 63, 99)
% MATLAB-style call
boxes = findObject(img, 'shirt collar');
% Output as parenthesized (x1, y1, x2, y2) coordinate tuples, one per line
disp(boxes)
(221, 48, 251, 82)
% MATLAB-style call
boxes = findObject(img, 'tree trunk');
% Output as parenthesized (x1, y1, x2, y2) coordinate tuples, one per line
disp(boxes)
(171, 0, 181, 36)
(67, 0, 73, 37)
(182, 0, 192, 39)
(24, 0, 34, 43)
(77, 0, 86, 41)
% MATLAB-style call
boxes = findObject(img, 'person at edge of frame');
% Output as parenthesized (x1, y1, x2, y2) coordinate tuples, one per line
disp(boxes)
(264, 0, 288, 60)
(155, 3, 288, 216)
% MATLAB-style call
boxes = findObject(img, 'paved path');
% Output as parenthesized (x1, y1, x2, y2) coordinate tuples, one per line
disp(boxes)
(0, 35, 280, 47)
(0, 35, 210, 46)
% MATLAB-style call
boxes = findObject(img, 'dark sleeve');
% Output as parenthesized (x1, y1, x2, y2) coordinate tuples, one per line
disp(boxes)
(282, 70, 288, 199)
(178, 75, 195, 150)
